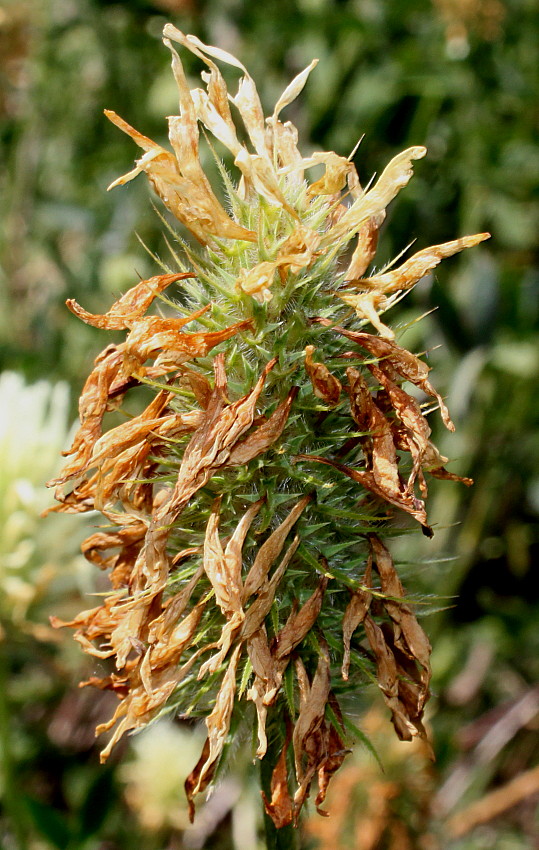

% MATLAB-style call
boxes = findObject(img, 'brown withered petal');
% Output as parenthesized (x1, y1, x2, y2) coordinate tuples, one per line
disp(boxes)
(342, 554, 372, 680)
(304, 346, 342, 406)
(87, 388, 173, 469)
(242, 494, 311, 601)
(178, 367, 213, 409)
(346, 366, 404, 502)
(262, 740, 295, 829)
(246, 627, 279, 757)
(363, 614, 406, 736)
(274, 574, 329, 661)
(296, 455, 431, 533)
(369, 535, 431, 679)
(151, 354, 276, 535)
(242, 535, 300, 641)
(147, 564, 205, 647)
(227, 387, 299, 466)
(121, 305, 243, 377)
(106, 104, 256, 246)
(185, 738, 214, 823)
(292, 639, 331, 786)
(203, 496, 243, 616)
(314, 699, 349, 815)
(190, 643, 242, 799)
(48, 344, 124, 487)
(66, 272, 194, 330)
(315, 319, 455, 431)
(351, 233, 490, 296)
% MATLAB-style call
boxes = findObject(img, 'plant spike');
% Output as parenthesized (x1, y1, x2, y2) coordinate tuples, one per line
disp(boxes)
(48, 25, 489, 830)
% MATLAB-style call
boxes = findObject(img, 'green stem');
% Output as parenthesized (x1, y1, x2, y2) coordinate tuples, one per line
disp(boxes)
(0, 628, 30, 850)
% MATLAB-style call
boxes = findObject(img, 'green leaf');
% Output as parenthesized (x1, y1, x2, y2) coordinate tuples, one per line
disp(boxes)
(76, 768, 115, 840)
(24, 796, 71, 850)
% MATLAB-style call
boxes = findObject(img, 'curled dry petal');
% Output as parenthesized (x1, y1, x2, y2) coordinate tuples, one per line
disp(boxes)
(369, 535, 431, 681)
(242, 535, 300, 641)
(296, 453, 430, 532)
(106, 105, 255, 245)
(347, 366, 403, 501)
(274, 574, 328, 661)
(66, 272, 194, 330)
(242, 494, 311, 601)
(188, 643, 242, 806)
(342, 554, 372, 680)
(227, 387, 299, 466)
(325, 146, 427, 245)
(262, 740, 295, 829)
(315, 318, 455, 430)
(121, 309, 249, 378)
(350, 233, 490, 295)
(304, 346, 342, 406)
(344, 215, 384, 280)
(48, 344, 124, 486)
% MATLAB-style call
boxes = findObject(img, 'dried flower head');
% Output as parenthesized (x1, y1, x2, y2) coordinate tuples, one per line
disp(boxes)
(48, 25, 488, 828)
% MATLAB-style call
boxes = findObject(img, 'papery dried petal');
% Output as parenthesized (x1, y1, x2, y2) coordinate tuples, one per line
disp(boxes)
(369, 535, 431, 678)
(242, 494, 311, 600)
(304, 346, 342, 406)
(292, 641, 332, 815)
(262, 739, 295, 828)
(296, 454, 430, 532)
(326, 147, 427, 244)
(271, 59, 319, 122)
(345, 215, 384, 280)
(304, 151, 355, 197)
(48, 344, 124, 486)
(242, 535, 300, 640)
(351, 233, 490, 295)
(342, 555, 372, 680)
(228, 387, 299, 466)
(274, 574, 328, 661)
(315, 319, 455, 430)
(66, 272, 194, 330)
(190, 643, 242, 798)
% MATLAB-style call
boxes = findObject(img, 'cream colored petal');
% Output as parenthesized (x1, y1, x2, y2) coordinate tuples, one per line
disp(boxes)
(271, 59, 319, 121)
(355, 233, 490, 295)
(326, 146, 426, 244)
(192, 643, 242, 796)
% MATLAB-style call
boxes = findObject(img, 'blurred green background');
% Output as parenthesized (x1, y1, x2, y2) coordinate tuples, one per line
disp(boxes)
(1, 0, 538, 847)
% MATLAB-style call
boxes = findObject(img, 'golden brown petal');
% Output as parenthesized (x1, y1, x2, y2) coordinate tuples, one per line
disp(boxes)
(342, 554, 372, 680)
(304, 346, 342, 406)
(352, 233, 490, 295)
(315, 319, 455, 431)
(190, 643, 242, 798)
(296, 453, 430, 533)
(242, 494, 311, 601)
(48, 344, 124, 487)
(66, 273, 194, 330)
(344, 214, 384, 280)
(227, 387, 299, 466)
(274, 574, 328, 661)
(262, 739, 295, 829)
(121, 313, 250, 378)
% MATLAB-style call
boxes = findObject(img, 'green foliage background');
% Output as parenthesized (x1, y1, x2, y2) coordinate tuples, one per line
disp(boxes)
(1, 0, 537, 847)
